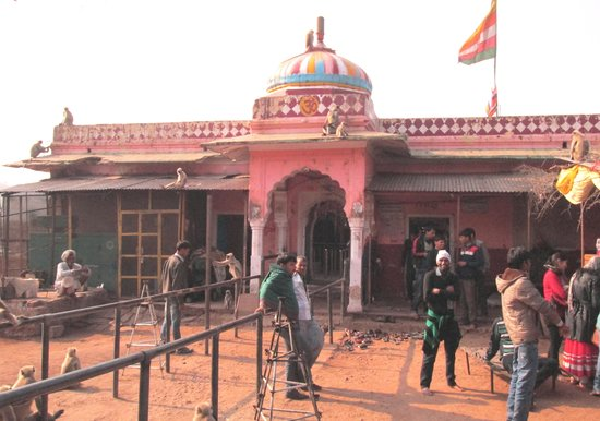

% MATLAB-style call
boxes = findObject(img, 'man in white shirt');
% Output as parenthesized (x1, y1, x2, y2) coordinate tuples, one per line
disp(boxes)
(292, 256, 325, 391)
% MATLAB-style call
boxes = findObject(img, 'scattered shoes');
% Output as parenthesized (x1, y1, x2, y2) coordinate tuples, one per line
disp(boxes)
(175, 347, 193, 354)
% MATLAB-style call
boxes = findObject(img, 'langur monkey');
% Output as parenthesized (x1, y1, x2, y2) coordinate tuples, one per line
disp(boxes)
(336, 121, 348, 138)
(305, 29, 314, 50)
(164, 168, 188, 189)
(10, 367, 64, 421)
(570, 130, 590, 161)
(223, 290, 232, 311)
(192, 402, 215, 421)
(213, 253, 242, 279)
(0, 384, 17, 421)
(60, 348, 82, 388)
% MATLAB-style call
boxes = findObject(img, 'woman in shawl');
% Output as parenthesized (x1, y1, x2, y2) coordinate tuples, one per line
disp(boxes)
(562, 256, 600, 388)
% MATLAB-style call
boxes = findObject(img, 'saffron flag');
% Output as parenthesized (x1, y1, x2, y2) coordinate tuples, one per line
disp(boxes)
(485, 86, 497, 117)
(459, 0, 496, 64)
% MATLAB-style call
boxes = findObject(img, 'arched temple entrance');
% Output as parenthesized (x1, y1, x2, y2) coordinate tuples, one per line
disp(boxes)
(306, 200, 349, 281)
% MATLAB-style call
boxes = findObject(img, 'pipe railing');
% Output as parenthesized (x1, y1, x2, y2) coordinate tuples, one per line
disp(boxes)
(0, 275, 261, 418)
(308, 278, 346, 345)
(0, 312, 264, 421)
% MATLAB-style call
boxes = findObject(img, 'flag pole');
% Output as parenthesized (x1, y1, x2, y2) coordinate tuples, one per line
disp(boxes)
(494, 0, 499, 116)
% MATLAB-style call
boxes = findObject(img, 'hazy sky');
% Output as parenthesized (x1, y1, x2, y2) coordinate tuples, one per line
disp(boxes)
(0, 0, 598, 185)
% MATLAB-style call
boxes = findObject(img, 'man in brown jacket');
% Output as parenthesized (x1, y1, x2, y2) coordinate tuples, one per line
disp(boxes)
(496, 247, 567, 421)
(160, 240, 193, 354)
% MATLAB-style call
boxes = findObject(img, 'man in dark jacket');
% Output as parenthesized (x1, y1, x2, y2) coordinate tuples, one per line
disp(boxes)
(256, 253, 310, 400)
(420, 250, 461, 396)
(411, 226, 436, 317)
(456, 228, 484, 327)
(496, 247, 566, 421)
(160, 240, 193, 354)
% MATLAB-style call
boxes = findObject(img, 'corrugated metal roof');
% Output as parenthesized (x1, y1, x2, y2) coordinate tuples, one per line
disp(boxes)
(1, 176, 248, 193)
(369, 173, 535, 193)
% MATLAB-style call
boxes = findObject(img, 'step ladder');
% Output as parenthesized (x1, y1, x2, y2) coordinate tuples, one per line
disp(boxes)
(254, 298, 321, 421)
(123, 280, 164, 373)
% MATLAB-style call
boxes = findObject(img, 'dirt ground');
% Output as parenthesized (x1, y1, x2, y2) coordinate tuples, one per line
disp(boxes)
(0, 315, 598, 421)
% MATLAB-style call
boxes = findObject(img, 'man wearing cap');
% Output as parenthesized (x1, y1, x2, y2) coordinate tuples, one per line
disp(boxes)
(419, 250, 462, 396)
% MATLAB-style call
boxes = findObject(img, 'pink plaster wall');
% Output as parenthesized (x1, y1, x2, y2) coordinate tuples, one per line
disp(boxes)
(248, 146, 368, 220)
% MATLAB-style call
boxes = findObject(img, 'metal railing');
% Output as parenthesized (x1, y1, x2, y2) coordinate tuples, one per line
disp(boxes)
(308, 278, 346, 345)
(0, 312, 264, 421)
(0, 274, 261, 419)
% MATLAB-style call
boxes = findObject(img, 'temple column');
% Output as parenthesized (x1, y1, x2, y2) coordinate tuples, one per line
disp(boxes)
(249, 218, 266, 293)
(273, 191, 288, 253)
(347, 217, 364, 313)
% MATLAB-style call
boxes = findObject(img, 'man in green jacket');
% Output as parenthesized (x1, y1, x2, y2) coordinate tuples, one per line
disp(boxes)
(256, 253, 312, 400)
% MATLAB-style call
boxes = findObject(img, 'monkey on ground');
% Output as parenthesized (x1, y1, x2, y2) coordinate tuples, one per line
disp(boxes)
(60, 348, 82, 387)
(10, 366, 64, 421)
(192, 402, 215, 421)
(570, 130, 590, 161)
(336, 121, 348, 138)
(0, 384, 17, 421)
(223, 290, 232, 311)
(164, 168, 189, 189)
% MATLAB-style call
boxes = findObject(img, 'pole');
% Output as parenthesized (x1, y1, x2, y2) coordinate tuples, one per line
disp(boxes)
(243, 195, 248, 278)
(205, 193, 213, 355)
(49, 195, 57, 288)
(138, 359, 151, 421)
(493, 0, 499, 117)
(211, 334, 219, 421)
(580, 203, 585, 265)
(256, 313, 263, 400)
(112, 307, 121, 398)
(526, 195, 531, 250)
(40, 321, 50, 421)
(327, 288, 333, 345)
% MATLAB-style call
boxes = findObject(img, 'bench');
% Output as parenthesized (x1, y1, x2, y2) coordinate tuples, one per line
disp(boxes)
(462, 348, 556, 394)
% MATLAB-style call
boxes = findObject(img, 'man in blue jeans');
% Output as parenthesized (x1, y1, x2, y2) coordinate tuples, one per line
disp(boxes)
(495, 247, 566, 421)
(161, 240, 193, 354)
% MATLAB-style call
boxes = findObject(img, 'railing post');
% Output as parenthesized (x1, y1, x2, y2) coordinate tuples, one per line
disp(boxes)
(234, 280, 240, 338)
(324, 249, 329, 278)
(256, 313, 263, 401)
(138, 358, 151, 421)
(40, 320, 50, 420)
(211, 334, 219, 421)
(112, 306, 121, 398)
(340, 278, 346, 324)
(165, 299, 171, 373)
(327, 288, 333, 345)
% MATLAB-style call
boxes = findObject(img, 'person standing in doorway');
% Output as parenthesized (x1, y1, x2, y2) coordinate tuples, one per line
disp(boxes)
(496, 247, 566, 421)
(412, 226, 436, 318)
(456, 228, 484, 327)
(472, 229, 490, 317)
(161, 240, 193, 354)
(420, 250, 462, 396)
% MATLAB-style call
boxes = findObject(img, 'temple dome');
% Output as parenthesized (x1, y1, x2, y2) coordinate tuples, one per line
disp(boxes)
(266, 18, 372, 95)
(267, 48, 372, 95)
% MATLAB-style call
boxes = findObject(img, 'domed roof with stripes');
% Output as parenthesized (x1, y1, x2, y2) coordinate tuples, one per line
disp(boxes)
(267, 18, 372, 95)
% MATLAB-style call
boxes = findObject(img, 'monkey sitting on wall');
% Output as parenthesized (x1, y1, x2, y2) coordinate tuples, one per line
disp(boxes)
(336, 121, 348, 138)
(192, 402, 215, 421)
(164, 168, 189, 189)
(60, 348, 82, 387)
(570, 130, 590, 162)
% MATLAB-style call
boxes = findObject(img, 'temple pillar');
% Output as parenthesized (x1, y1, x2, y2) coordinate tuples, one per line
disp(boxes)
(249, 218, 266, 293)
(347, 217, 364, 313)
(273, 191, 288, 253)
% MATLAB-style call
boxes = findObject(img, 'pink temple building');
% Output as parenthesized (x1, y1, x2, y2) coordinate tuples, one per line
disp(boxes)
(3, 17, 599, 313)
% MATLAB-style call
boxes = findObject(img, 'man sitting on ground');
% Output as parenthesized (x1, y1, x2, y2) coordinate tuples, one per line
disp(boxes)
(483, 317, 559, 389)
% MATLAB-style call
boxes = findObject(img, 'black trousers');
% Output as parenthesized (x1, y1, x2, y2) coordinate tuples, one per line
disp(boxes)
(547, 325, 563, 361)
(420, 318, 460, 388)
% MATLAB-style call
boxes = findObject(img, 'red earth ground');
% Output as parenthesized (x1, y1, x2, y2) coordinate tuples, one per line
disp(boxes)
(0, 314, 598, 420)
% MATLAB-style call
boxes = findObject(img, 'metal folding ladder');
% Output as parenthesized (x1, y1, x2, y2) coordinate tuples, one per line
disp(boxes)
(123, 280, 164, 373)
(254, 299, 321, 421)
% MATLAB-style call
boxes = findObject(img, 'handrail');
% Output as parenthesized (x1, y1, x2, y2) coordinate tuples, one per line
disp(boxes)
(0, 312, 263, 421)
(308, 278, 344, 297)
(307, 277, 346, 345)
(0, 275, 261, 330)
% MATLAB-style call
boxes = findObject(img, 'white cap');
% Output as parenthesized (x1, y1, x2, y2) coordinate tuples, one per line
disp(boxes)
(436, 250, 451, 264)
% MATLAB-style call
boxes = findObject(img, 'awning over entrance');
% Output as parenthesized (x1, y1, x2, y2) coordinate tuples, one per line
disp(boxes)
(369, 173, 536, 193)
(1, 175, 249, 193)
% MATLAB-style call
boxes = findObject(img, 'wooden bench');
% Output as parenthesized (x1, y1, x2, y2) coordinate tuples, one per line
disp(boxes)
(462, 348, 556, 394)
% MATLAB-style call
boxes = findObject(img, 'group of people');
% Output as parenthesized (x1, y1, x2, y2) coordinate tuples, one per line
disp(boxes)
(419, 242, 600, 421)
(410, 226, 489, 328)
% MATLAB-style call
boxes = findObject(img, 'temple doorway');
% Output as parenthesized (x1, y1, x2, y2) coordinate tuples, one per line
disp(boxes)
(306, 201, 349, 281)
